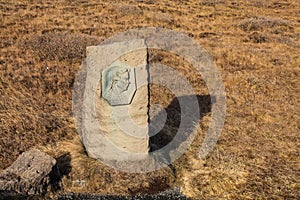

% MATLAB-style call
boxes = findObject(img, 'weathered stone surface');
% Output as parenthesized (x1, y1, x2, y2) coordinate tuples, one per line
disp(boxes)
(82, 39, 149, 163)
(0, 149, 56, 195)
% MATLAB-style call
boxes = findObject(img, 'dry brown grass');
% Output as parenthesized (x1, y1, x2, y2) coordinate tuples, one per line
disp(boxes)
(238, 16, 291, 32)
(0, 0, 299, 199)
(39, 136, 175, 198)
(24, 33, 101, 61)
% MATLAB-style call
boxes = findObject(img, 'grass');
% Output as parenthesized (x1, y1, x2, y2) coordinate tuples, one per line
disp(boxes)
(0, 0, 299, 199)
(23, 33, 101, 61)
(238, 16, 291, 32)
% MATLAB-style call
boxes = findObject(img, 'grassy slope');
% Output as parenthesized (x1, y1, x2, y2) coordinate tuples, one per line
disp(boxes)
(0, 0, 299, 199)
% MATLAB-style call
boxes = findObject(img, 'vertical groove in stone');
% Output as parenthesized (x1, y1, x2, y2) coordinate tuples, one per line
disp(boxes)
(146, 42, 151, 151)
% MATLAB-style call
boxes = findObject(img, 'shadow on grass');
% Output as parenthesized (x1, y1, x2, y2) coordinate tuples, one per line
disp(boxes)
(149, 94, 212, 152)
(49, 153, 72, 192)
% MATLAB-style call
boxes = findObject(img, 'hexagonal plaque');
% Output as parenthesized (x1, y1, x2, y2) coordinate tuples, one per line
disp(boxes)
(101, 65, 136, 106)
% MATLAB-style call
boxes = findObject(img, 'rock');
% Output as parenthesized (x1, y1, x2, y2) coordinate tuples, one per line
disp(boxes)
(82, 39, 150, 166)
(0, 149, 56, 196)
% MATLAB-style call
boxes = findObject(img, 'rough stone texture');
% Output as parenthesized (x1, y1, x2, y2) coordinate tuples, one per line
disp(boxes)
(82, 39, 149, 163)
(0, 149, 56, 196)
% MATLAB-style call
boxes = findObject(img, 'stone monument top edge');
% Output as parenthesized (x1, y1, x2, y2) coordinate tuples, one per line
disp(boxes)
(86, 39, 147, 54)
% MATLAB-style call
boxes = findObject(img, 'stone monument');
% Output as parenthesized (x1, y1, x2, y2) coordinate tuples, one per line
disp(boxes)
(81, 39, 149, 163)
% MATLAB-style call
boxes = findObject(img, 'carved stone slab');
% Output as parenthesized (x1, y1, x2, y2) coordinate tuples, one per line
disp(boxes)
(82, 39, 149, 163)
(101, 64, 136, 106)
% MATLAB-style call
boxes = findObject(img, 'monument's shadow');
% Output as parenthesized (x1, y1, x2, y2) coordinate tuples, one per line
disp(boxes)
(149, 94, 212, 153)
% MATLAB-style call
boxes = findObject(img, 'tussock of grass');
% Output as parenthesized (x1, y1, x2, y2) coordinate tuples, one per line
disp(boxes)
(200, 0, 224, 6)
(23, 33, 100, 61)
(238, 16, 291, 32)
